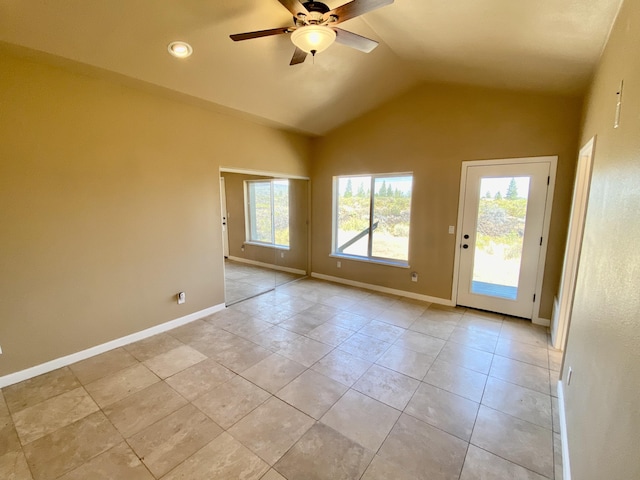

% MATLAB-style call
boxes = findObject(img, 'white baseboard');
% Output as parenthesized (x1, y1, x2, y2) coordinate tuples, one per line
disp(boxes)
(310, 272, 455, 306)
(533, 316, 551, 327)
(0, 303, 226, 389)
(557, 380, 572, 480)
(227, 256, 306, 276)
(550, 295, 561, 347)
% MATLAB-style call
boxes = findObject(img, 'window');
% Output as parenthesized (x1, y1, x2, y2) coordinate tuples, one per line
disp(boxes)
(333, 173, 413, 265)
(245, 179, 289, 248)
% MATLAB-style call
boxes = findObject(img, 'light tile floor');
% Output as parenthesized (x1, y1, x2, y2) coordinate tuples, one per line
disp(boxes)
(224, 260, 304, 305)
(0, 278, 564, 479)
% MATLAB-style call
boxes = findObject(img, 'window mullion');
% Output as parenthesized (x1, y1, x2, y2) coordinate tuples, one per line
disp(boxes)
(248, 183, 255, 242)
(367, 176, 375, 257)
(270, 181, 275, 244)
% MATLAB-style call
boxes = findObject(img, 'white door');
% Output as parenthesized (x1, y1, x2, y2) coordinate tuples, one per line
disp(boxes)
(220, 177, 229, 258)
(456, 161, 551, 318)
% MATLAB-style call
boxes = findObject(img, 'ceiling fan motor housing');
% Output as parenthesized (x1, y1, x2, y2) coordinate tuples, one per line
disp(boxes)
(303, 2, 331, 14)
(296, 2, 332, 25)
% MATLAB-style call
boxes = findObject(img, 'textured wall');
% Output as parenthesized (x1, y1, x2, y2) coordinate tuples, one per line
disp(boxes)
(0, 51, 310, 376)
(562, 0, 640, 478)
(311, 82, 582, 318)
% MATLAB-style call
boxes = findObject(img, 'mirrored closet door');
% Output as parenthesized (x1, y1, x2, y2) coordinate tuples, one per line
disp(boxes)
(220, 169, 309, 305)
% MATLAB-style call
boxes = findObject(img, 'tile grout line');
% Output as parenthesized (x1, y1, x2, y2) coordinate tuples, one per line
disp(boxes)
(3, 278, 560, 480)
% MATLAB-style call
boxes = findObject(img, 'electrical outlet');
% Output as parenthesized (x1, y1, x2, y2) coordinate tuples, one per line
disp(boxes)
(411, 272, 418, 282)
(448, 225, 455, 234)
(177, 292, 186, 305)
(280, 252, 285, 258)
(337, 261, 341, 268)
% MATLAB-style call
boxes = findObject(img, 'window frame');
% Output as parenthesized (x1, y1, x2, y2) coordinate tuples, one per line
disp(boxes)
(331, 172, 413, 267)
(244, 178, 290, 249)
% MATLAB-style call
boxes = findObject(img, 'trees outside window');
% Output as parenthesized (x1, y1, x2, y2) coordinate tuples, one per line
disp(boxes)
(334, 173, 413, 264)
(246, 179, 289, 247)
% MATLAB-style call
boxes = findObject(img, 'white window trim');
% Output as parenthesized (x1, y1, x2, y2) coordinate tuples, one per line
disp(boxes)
(329, 253, 411, 269)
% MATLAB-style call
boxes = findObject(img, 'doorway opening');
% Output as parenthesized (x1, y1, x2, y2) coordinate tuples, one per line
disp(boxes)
(551, 137, 595, 349)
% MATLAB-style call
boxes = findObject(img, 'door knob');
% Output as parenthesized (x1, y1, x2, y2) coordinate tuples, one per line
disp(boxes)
(462, 244, 469, 249)
(463, 234, 469, 239)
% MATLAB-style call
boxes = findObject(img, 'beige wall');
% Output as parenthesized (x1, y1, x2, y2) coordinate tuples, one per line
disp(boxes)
(221, 172, 308, 272)
(311, 83, 582, 318)
(562, 0, 640, 478)
(0, 51, 311, 377)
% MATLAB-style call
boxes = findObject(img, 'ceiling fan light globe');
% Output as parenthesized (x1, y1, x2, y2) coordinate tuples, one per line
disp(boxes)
(291, 25, 336, 54)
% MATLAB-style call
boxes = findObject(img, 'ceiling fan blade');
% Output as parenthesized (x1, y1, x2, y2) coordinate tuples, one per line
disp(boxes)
(290, 47, 308, 65)
(277, 0, 310, 16)
(327, 0, 394, 24)
(230, 27, 291, 41)
(333, 28, 379, 53)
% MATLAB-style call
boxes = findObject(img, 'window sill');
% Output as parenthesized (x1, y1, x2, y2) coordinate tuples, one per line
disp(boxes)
(330, 253, 410, 269)
(244, 242, 290, 251)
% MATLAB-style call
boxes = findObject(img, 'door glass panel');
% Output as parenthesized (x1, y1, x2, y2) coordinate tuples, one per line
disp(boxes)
(471, 176, 530, 300)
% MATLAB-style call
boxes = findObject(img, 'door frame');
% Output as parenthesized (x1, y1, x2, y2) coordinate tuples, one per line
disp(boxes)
(551, 137, 595, 349)
(220, 177, 230, 258)
(452, 156, 558, 324)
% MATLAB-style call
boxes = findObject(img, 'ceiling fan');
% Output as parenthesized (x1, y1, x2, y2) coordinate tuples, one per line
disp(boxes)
(230, 0, 394, 65)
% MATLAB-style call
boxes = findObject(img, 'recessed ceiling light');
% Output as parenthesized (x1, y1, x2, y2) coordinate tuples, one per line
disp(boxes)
(168, 41, 193, 59)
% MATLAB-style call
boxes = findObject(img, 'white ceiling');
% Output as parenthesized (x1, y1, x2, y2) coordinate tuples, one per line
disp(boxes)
(0, 0, 623, 135)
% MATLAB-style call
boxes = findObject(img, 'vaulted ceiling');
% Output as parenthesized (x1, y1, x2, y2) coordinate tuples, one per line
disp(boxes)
(0, 0, 623, 135)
